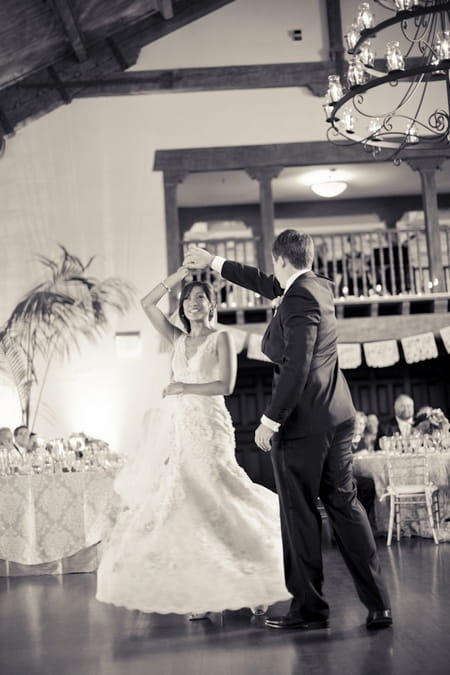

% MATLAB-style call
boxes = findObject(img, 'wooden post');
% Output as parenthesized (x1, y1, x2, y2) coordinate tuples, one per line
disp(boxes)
(407, 158, 445, 292)
(162, 169, 186, 312)
(325, 0, 345, 82)
(246, 166, 282, 271)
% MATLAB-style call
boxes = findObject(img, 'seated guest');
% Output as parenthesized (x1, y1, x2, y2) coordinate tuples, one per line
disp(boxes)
(376, 393, 414, 449)
(363, 413, 379, 452)
(28, 432, 38, 452)
(0, 427, 14, 451)
(0, 426, 23, 469)
(351, 411, 369, 452)
(351, 410, 379, 453)
(13, 425, 30, 457)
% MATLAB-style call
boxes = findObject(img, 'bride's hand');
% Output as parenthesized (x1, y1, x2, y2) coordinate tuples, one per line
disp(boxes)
(176, 265, 190, 278)
(162, 382, 185, 397)
(165, 266, 189, 287)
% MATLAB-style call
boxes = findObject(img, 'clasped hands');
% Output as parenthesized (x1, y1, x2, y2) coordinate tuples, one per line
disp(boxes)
(182, 246, 214, 270)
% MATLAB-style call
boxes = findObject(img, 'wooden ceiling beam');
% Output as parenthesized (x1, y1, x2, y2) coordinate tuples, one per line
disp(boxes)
(325, 0, 345, 80)
(154, 141, 450, 173)
(16, 61, 332, 97)
(156, 0, 174, 20)
(50, 0, 88, 62)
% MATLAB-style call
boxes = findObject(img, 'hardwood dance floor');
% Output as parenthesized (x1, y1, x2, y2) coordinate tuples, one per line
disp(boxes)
(1, 539, 449, 675)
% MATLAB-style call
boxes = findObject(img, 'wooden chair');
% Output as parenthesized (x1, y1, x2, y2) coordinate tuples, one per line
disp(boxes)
(381, 453, 440, 545)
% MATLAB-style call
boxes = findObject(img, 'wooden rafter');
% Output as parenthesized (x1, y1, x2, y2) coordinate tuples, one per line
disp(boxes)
(325, 0, 345, 80)
(17, 62, 332, 98)
(156, 0, 174, 20)
(50, 0, 88, 62)
(154, 141, 450, 173)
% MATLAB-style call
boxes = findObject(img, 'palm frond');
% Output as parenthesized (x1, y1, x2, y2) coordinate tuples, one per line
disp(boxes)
(35, 255, 60, 282)
(2, 245, 135, 425)
(0, 335, 34, 418)
(58, 244, 89, 275)
(2, 291, 75, 333)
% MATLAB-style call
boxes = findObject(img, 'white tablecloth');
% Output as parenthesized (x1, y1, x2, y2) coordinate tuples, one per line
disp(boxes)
(353, 451, 450, 541)
(0, 469, 117, 566)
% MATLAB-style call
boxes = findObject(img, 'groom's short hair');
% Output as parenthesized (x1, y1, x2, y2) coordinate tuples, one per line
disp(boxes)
(272, 229, 314, 269)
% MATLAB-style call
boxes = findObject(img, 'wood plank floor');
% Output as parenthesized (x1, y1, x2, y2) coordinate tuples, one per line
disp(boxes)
(1, 539, 449, 675)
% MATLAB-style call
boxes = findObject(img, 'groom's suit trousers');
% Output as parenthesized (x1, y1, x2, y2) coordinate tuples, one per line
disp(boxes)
(271, 420, 390, 618)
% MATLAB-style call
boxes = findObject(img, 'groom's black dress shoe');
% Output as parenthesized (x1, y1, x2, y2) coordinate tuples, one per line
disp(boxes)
(366, 609, 393, 629)
(265, 615, 329, 630)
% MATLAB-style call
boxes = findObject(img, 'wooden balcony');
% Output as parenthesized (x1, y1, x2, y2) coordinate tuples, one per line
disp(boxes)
(183, 226, 450, 321)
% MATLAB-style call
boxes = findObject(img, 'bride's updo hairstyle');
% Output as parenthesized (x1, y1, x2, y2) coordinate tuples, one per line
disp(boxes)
(272, 229, 314, 270)
(179, 281, 216, 333)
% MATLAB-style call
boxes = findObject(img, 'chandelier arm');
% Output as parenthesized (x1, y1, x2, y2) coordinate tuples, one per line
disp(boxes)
(349, 2, 450, 56)
(329, 63, 450, 126)
(400, 10, 439, 60)
(401, 15, 429, 58)
(446, 69, 450, 113)
(348, 90, 419, 121)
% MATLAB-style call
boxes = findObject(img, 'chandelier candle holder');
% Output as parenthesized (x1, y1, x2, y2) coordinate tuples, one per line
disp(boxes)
(324, 0, 450, 161)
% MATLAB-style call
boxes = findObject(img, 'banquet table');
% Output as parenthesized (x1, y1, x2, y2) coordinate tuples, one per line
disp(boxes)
(0, 468, 118, 576)
(352, 451, 450, 542)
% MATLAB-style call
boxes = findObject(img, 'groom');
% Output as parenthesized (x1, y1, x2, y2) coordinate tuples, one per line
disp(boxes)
(184, 229, 392, 631)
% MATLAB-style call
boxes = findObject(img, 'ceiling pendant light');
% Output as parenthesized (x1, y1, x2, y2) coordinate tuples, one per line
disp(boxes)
(310, 180, 348, 198)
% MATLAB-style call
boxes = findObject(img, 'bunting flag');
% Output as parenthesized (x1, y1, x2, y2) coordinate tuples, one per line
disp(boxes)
(363, 339, 400, 368)
(337, 343, 362, 369)
(440, 325, 450, 354)
(246, 333, 272, 363)
(401, 331, 438, 364)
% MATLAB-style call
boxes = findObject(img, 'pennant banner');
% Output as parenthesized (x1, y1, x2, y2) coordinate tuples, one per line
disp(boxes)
(337, 343, 362, 369)
(401, 332, 438, 364)
(440, 325, 450, 354)
(363, 339, 400, 368)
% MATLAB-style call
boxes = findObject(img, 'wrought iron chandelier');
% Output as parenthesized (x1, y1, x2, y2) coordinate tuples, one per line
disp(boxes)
(324, 0, 450, 162)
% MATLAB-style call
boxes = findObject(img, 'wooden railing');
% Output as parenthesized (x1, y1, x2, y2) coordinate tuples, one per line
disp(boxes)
(183, 226, 450, 308)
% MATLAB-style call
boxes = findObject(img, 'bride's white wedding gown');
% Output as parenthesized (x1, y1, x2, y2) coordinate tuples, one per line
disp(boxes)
(96, 330, 290, 614)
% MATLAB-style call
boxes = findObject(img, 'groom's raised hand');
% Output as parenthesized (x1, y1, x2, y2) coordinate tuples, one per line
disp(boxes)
(183, 246, 214, 270)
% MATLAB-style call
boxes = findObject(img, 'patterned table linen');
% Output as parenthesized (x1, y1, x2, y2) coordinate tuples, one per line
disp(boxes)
(0, 469, 116, 565)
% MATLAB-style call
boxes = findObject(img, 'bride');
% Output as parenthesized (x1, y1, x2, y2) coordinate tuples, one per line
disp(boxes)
(96, 266, 290, 617)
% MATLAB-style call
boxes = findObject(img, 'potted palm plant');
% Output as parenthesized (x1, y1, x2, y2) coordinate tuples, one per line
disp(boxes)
(0, 245, 134, 429)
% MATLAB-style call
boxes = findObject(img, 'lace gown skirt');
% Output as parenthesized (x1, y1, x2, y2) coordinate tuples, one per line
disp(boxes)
(96, 332, 290, 614)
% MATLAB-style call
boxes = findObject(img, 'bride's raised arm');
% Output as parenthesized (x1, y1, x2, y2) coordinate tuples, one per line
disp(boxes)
(140, 266, 189, 343)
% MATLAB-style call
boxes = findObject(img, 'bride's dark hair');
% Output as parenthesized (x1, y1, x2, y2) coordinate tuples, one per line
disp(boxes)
(179, 281, 216, 333)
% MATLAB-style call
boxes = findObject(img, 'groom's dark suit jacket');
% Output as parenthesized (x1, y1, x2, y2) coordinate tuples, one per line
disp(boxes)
(221, 262, 355, 440)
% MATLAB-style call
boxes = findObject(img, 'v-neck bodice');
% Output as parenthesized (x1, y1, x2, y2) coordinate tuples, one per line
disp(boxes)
(172, 331, 222, 384)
